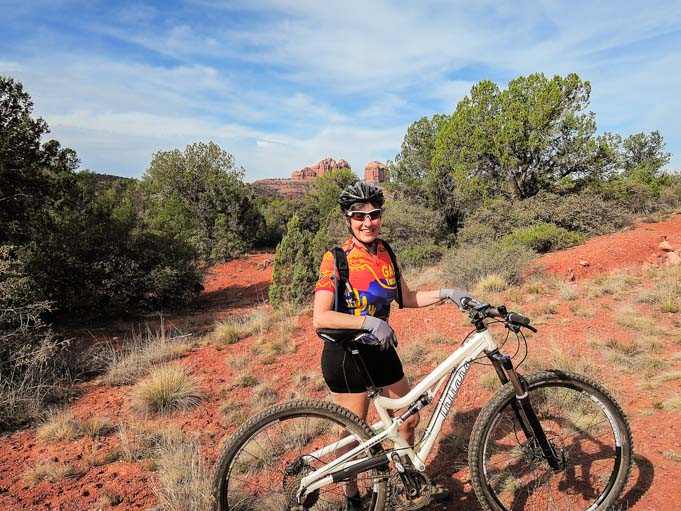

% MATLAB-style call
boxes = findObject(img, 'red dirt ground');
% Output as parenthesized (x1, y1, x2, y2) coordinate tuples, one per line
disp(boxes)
(1, 215, 681, 510)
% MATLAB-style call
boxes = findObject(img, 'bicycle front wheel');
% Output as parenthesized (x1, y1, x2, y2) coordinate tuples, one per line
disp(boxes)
(212, 399, 388, 511)
(469, 370, 632, 511)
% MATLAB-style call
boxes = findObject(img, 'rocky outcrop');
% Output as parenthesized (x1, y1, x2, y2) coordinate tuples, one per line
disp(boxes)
(291, 158, 351, 180)
(364, 161, 387, 184)
(251, 179, 311, 199)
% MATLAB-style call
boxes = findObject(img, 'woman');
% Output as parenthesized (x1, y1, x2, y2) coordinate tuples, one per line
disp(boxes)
(312, 181, 469, 510)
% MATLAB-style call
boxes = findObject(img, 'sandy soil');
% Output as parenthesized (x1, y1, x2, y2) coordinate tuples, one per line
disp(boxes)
(1, 215, 681, 510)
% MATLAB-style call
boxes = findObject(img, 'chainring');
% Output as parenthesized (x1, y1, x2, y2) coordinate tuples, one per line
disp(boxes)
(389, 468, 433, 510)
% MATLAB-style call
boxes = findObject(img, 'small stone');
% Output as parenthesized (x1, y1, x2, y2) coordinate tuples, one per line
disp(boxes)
(579, 260, 590, 267)
(659, 240, 674, 252)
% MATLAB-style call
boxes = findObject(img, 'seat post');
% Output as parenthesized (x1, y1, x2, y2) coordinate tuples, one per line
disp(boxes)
(346, 341, 382, 398)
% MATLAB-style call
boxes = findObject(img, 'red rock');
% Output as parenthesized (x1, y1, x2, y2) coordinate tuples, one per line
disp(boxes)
(579, 260, 590, 267)
(364, 161, 387, 183)
(659, 240, 674, 251)
(290, 157, 351, 181)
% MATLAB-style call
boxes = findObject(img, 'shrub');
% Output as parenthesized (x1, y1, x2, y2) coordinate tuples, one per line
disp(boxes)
(399, 243, 445, 267)
(458, 192, 632, 246)
(502, 223, 585, 253)
(131, 365, 203, 415)
(442, 242, 536, 290)
(379, 200, 445, 253)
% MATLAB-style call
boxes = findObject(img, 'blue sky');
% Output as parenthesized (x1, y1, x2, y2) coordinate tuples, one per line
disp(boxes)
(2, 0, 680, 181)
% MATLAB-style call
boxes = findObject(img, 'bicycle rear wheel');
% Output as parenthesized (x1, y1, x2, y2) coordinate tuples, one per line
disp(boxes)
(212, 399, 388, 511)
(469, 370, 632, 511)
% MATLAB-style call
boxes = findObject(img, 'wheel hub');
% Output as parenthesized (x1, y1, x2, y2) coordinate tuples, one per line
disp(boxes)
(283, 458, 319, 510)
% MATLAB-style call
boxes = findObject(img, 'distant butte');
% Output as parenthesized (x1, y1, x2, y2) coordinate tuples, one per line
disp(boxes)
(290, 157, 351, 180)
(252, 158, 388, 199)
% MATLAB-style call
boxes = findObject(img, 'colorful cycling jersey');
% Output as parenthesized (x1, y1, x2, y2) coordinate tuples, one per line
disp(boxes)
(315, 238, 398, 318)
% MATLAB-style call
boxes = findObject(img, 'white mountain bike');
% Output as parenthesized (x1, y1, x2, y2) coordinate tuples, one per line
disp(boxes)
(212, 298, 633, 511)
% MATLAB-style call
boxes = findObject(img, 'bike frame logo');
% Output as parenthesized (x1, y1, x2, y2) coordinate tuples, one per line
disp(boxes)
(439, 360, 472, 420)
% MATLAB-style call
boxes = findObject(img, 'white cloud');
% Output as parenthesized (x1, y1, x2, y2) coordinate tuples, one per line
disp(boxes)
(3, 0, 680, 179)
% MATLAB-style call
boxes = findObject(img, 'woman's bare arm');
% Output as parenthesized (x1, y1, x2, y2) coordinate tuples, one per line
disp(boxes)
(312, 291, 366, 330)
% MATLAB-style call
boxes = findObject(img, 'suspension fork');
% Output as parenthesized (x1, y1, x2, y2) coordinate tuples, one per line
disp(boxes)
(487, 350, 563, 471)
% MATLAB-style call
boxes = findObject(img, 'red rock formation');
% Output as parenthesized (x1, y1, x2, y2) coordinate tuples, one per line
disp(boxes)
(290, 158, 351, 180)
(364, 161, 387, 183)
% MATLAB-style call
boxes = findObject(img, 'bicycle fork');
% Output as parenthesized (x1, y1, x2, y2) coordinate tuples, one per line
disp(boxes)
(487, 350, 564, 472)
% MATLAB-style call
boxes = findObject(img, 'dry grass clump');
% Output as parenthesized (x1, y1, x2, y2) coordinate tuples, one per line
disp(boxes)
(570, 303, 595, 318)
(152, 434, 212, 511)
(37, 411, 80, 443)
(614, 306, 661, 335)
(474, 274, 508, 294)
(24, 460, 77, 484)
(232, 373, 259, 388)
(663, 450, 681, 462)
(558, 282, 579, 301)
(649, 265, 681, 313)
(525, 342, 596, 378)
(226, 354, 251, 372)
(252, 383, 278, 408)
(212, 308, 271, 345)
(80, 417, 116, 438)
(131, 365, 203, 415)
(104, 324, 193, 386)
(478, 371, 501, 391)
(663, 394, 681, 411)
(400, 343, 429, 365)
(593, 271, 640, 299)
(118, 422, 155, 461)
(218, 398, 247, 429)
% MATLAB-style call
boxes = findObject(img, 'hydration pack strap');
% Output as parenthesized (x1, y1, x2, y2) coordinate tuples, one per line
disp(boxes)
(379, 239, 403, 309)
(331, 247, 349, 312)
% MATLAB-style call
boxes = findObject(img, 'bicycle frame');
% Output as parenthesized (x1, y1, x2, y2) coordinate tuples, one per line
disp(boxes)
(297, 327, 500, 500)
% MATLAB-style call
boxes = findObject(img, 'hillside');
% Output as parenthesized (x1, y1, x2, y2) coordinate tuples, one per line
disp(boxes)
(1, 215, 680, 510)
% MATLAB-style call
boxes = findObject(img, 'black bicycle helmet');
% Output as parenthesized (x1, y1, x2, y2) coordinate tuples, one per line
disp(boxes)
(338, 181, 385, 211)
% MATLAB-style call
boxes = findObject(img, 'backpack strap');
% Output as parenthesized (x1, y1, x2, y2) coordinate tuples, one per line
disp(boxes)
(380, 239, 403, 309)
(331, 247, 349, 312)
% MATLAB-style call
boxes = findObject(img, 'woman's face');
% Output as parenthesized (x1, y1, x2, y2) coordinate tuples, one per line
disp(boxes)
(347, 202, 382, 245)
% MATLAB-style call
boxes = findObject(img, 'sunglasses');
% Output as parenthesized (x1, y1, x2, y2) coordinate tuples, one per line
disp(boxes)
(346, 208, 382, 222)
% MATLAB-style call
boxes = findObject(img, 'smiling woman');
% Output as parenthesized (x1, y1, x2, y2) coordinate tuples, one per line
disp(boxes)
(311, 180, 470, 509)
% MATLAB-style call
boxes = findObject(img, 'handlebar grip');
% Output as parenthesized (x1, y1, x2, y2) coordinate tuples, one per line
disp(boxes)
(508, 312, 530, 326)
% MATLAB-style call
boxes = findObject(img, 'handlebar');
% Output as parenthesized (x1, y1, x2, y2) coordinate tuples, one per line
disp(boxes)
(459, 297, 537, 333)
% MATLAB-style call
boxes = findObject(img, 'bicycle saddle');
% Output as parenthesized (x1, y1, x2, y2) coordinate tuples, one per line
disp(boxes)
(315, 328, 370, 344)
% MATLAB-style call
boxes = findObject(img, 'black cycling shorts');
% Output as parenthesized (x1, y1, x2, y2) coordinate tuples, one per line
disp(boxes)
(321, 340, 404, 393)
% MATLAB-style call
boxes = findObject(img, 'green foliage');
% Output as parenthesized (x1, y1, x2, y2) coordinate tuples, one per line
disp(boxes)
(142, 142, 263, 261)
(255, 196, 298, 246)
(458, 192, 631, 246)
(502, 223, 585, 253)
(387, 114, 450, 205)
(442, 242, 536, 290)
(437, 74, 617, 199)
(399, 243, 445, 268)
(269, 169, 358, 308)
(269, 214, 317, 308)
(1, 76, 79, 244)
(379, 200, 446, 253)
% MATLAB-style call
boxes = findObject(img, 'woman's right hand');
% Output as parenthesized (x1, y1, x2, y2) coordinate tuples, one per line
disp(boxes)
(361, 316, 397, 350)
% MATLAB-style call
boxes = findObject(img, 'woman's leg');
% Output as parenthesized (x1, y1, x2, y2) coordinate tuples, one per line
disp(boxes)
(382, 375, 420, 446)
(329, 390, 370, 497)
